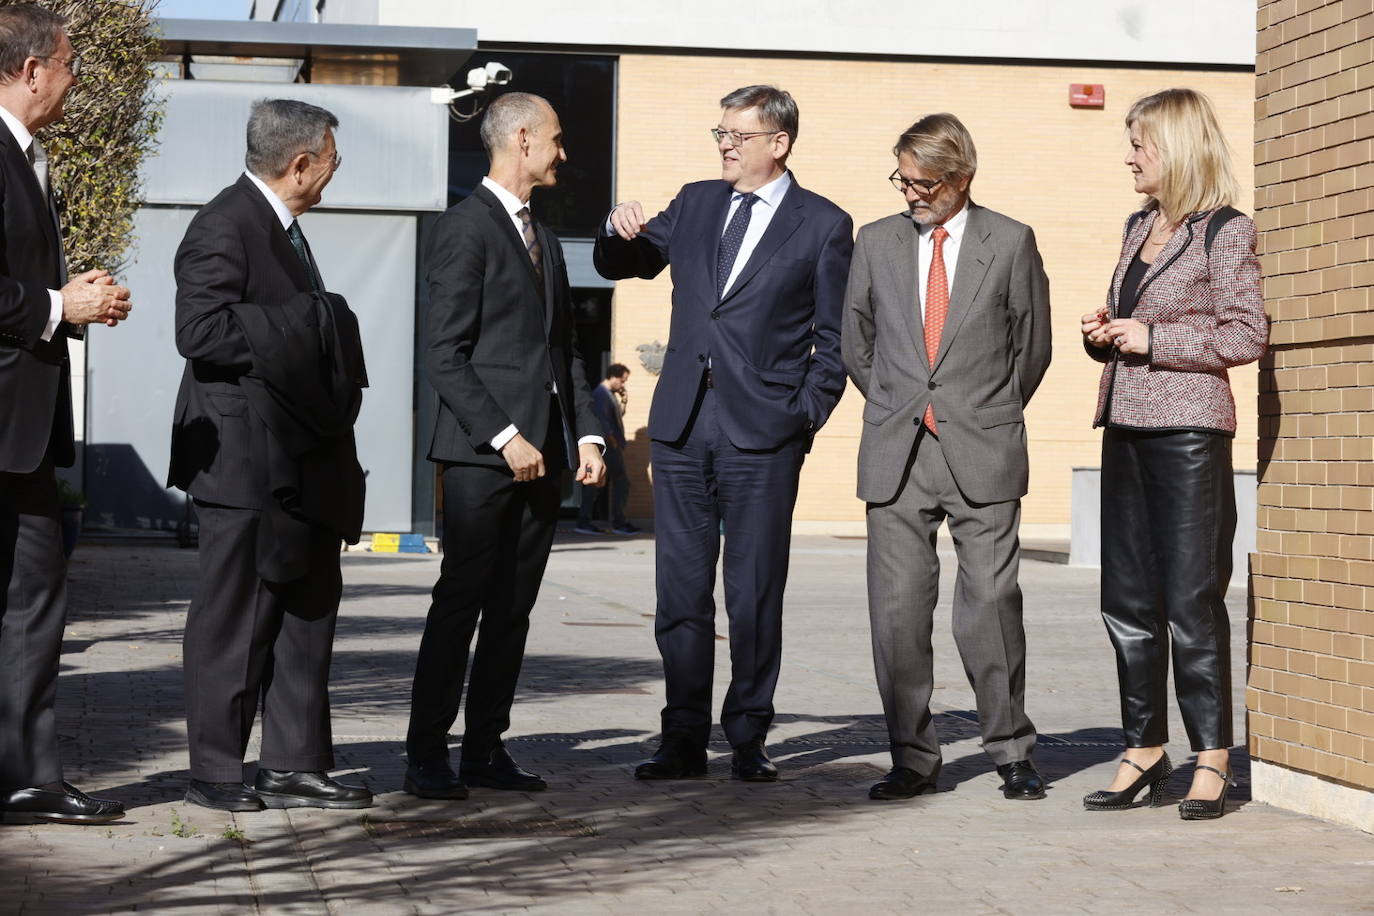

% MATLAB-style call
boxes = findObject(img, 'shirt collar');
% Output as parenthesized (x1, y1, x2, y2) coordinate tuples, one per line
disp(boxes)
(0, 104, 34, 159)
(733, 170, 792, 208)
(917, 200, 969, 241)
(244, 170, 295, 231)
(481, 175, 530, 217)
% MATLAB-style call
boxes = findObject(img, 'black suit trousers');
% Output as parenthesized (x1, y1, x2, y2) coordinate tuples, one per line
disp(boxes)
(183, 502, 341, 782)
(650, 387, 804, 748)
(406, 411, 565, 765)
(0, 465, 64, 790)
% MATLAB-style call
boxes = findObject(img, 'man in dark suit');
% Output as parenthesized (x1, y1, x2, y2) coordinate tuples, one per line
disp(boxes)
(0, 5, 131, 826)
(575, 363, 635, 535)
(842, 113, 1052, 801)
(595, 85, 853, 781)
(404, 93, 605, 800)
(169, 99, 371, 812)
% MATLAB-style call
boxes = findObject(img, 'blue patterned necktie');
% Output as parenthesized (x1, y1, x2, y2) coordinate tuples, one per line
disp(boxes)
(716, 192, 758, 299)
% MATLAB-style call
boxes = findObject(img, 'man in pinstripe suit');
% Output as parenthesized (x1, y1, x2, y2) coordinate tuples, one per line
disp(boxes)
(169, 99, 370, 812)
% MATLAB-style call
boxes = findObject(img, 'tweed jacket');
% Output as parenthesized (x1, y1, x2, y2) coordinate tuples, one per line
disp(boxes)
(1088, 206, 1267, 434)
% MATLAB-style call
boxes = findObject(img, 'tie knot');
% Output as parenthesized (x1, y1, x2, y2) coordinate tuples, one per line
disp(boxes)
(288, 219, 303, 240)
(517, 206, 532, 226)
(736, 192, 758, 208)
(932, 225, 949, 245)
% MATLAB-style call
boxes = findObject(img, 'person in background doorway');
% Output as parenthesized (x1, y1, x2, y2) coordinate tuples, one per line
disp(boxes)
(576, 362, 638, 535)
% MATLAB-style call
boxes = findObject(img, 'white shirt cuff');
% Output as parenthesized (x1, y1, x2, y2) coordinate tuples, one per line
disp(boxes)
(603, 215, 616, 237)
(578, 435, 606, 452)
(491, 424, 518, 451)
(40, 289, 62, 342)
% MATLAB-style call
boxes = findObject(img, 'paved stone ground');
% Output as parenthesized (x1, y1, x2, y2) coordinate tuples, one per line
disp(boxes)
(2, 532, 1372, 914)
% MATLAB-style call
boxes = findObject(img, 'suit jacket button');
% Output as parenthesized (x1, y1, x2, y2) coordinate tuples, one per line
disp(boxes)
(913, 417, 921, 425)
(711, 311, 721, 320)
(927, 381, 937, 390)
(544, 381, 554, 392)
(697, 354, 705, 362)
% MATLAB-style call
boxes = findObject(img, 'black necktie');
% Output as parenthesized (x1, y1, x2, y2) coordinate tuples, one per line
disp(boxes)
(716, 192, 758, 299)
(287, 220, 322, 292)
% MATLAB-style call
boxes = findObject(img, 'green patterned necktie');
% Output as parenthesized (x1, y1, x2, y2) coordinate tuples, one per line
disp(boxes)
(287, 220, 321, 292)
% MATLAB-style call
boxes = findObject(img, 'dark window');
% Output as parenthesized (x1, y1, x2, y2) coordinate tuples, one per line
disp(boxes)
(446, 51, 615, 238)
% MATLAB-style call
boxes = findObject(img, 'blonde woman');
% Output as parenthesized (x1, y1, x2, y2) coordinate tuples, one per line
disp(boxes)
(1080, 89, 1267, 820)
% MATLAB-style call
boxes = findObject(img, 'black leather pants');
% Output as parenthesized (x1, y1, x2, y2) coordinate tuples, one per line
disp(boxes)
(1100, 428, 1235, 751)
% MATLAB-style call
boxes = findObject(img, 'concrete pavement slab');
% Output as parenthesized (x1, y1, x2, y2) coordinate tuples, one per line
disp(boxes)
(0, 533, 1370, 914)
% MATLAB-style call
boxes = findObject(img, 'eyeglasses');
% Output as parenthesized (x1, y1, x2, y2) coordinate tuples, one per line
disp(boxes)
(39, 54, 80, 77)
(307, 149, 342, 170)
(710, 127, 779, 147)
(889, 170, 944, 194)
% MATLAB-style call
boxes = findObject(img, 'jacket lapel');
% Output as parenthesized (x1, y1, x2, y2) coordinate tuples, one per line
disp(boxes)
(886, 213, 926, 369)
(233, 175, 313, 293)
(720, 178, 804, 303)
(535, 220, 557, 334)
(1, 131, 61, 266)
(475, 184, 543, 297)
(932, 204, 993, 374)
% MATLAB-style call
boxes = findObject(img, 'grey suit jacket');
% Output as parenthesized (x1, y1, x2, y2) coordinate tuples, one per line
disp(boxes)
(842, 202, 1051, 505)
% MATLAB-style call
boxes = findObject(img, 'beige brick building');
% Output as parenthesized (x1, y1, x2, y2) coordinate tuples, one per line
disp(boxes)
(611, 57, 1257, 532)
(1249, 0, 1374, 831)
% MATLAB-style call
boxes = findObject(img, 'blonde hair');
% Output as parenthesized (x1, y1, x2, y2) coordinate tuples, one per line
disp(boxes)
(894, 113, 978, 184)
(1126, 88, 1239, 218)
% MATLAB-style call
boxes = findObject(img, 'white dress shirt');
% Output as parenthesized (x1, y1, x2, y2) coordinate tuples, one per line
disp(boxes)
(915, 202, 968, 321)
(719, 170, 792, 296)
(479, 176, 603, 454)
(0, 103, 64, 343)
(244, 170, 295, 230)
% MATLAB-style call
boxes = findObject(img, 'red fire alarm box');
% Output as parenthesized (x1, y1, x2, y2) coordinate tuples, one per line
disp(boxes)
(1070, 84, 1105, 108)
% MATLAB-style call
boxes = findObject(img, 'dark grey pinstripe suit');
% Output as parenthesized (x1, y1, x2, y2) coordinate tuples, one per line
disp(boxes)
(168, 174, 346, 782)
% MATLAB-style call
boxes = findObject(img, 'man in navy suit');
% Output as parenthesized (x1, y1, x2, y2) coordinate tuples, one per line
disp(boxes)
(595, 85, 853, 781)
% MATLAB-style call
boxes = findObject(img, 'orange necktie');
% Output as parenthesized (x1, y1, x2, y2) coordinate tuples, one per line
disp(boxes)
(922, 226, 949, 434)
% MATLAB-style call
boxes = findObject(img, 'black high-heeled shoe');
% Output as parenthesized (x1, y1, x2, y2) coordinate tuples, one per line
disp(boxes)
(1178, 764, 1235, 820)
(1082, 753, 1173, 810)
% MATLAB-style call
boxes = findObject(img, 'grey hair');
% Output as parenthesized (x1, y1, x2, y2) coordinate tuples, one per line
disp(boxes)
(719, 85, 799, 145)
(478, 92, 553, 158)
(244, 98, 339, 180)
(893, 113, 978, 184)
(0, 4, 65, 82)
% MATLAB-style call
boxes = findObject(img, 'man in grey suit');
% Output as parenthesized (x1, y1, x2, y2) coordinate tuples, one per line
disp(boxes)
(842, 113, 1051, 801)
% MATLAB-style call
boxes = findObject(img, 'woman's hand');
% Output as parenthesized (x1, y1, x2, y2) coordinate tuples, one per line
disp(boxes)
(1082, 308, 1112, 349)
(1101, 318, 1150, 356)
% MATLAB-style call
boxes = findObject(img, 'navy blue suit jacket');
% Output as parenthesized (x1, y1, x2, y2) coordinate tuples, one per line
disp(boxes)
(594, 175, 853, 451)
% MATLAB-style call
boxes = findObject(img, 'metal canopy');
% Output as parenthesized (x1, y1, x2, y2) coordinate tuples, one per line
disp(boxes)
(156, 18, 478, 87)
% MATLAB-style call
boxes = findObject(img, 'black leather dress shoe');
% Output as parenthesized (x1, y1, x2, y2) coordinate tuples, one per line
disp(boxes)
(186, 779, 265, 812)
(996, 760, 1046, 800)
(254, 769, 373, 809)
(459, 746, 547, 791)
(0, 783, 125, 824)
(403, 760, 469, 800)
(868, 767, 938, 800)
(730, 737, 779, 782)
(634, 735, 707, 780)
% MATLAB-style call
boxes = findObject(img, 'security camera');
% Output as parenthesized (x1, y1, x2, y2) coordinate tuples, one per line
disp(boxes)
(483, 62, 512, 86)
(465, 61, 512, 91)
(432, 61, 516, 122)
